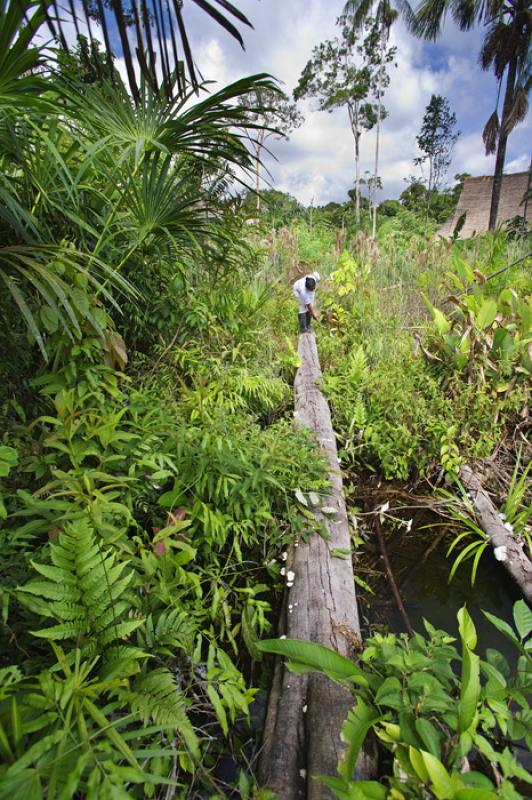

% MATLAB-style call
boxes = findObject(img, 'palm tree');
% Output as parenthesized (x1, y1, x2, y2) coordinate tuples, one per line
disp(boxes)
(411, 0, 531, 231)
(1, 0, 278, 358)
(344, 0, 413, 237)
(40, 0, 254, 101)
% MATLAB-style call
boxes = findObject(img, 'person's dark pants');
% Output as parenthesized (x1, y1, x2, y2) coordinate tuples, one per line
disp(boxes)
(298, 311, 311, 332)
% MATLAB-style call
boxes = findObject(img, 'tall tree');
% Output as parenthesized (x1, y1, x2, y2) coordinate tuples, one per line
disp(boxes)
(239, 88, 303, 215)
(294, 13, 389, 224)
(344, 0, 409, 236)
(411, 0, 531, 231)
(415, 94, 460, 215)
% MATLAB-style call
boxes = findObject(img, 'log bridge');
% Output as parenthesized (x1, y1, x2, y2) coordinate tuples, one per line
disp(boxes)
(259, 331, 372, 799)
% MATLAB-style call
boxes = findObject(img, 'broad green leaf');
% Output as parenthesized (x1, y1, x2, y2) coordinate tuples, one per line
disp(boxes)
(408, 746, 430, 782)
(256, 638, 367, 685)
(241, 605, 262, 662)
(475, 298, 497, 330)
(414, 717, 442, 757)
(482, 610, 520, 649)
(458, 645, 480, 733)
(374, 676, 403, 709)
(338, 700, 381, 780)
(420, 750, 454, 799)
(207, 685, 228, 736)
(457, 606, 477, 650)
(40, 305, 59, 333)
(513, 600, 532, 640)
(433, 307, 451, 335)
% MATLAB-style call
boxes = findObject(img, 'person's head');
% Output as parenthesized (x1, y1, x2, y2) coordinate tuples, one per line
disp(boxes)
(305, 271, 320, 291)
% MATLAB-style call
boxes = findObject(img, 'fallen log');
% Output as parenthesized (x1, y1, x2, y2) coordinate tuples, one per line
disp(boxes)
(259, 331, 374, 800)
(460, 465, 532, 604)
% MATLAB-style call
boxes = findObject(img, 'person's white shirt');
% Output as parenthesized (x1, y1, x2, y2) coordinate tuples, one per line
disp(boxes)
(292, 276, 315, 312)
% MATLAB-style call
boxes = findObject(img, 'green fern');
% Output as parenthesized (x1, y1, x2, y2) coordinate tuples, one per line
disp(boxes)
(352, 396, 367, 430)
(17, 518, 143, 658)
(348, 345, 367, 387)
(131, 668, 199, 759)
(138, 608, 195, 656)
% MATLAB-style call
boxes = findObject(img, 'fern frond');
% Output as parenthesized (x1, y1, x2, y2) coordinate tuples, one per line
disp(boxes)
(19, 519, 142, 655)
(99, 620, 144, 647)
(139, 609, 196, 654)
(32, 621, 82, 640)
(131, 669, 199, 759)
(19, 581, 78, 602)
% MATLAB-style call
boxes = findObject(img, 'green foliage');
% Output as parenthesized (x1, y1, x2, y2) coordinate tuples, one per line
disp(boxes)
(0, 15, 334, 794)
(260, 600, 532, 798)
(423, 259, 531, 386)
(414, 95, 459, 196)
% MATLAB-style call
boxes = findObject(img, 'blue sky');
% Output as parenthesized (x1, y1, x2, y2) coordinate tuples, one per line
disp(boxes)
(181, 0, 531, 205)
(62, 0, 531, 206)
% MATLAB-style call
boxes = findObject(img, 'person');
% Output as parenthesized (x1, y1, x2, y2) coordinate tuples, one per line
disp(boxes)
(292, 271, 321, 333)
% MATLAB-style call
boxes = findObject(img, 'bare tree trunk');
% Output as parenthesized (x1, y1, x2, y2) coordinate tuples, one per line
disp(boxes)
(349, 105, 361, 225)
(489, 57, 517, 231)
(259, 332, 375, 799)
(355, 132, 361, 225)
(255, 138, 262, 216)
(371, 29, 386, 239)
(460, 466, 532, 604)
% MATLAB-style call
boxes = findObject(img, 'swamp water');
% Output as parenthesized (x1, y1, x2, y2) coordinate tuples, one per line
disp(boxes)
(362, 524, 522, 658)
(213, 521, 528, 794)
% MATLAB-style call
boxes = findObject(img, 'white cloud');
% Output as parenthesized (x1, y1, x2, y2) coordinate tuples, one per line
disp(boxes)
(506, 154, 531, 173)
(190, 1, 531, 203)
(39, 0, 531, 205)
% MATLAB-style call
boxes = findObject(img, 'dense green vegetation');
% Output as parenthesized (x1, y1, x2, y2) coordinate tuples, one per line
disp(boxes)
(0, 7, 328, 797)
(1, 1, 531, 799)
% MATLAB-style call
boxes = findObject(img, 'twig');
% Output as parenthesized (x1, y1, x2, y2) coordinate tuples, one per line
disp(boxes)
(374, 515, 414, 637)
(484, 250, 531, 283)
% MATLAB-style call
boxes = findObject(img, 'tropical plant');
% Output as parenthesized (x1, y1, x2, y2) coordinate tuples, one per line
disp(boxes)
(411, 0, 531, 231)
(259, 601, 532, 798)
(238, 87, 303, 214)
(343, 0, 410, 235)
(422, 260, 532, 387)
(35, 0, 254, 99)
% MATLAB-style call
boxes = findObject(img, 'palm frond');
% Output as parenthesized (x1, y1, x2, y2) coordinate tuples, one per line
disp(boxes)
(61, 71, 281, 189)
(502, 84, 529, 137)
(0, 244, 137, 360)
(480, 22, 506, 70)
(482, 109, 499, 155)
(0, 0, 49, 111)
(44, 0, 254, 100)
(121, 154, 210, 253)
(409, 0, 449, 39)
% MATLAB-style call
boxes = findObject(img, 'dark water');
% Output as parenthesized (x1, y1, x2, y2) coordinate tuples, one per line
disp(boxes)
(213, 524, 528, 795)
(369, 526, 522, 660)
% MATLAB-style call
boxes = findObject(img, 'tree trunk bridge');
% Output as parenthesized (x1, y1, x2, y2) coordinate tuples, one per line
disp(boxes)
(259, 331, 372, 799)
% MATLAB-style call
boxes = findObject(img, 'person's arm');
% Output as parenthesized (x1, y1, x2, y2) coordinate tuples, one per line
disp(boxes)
(306, 302, 318, 321)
